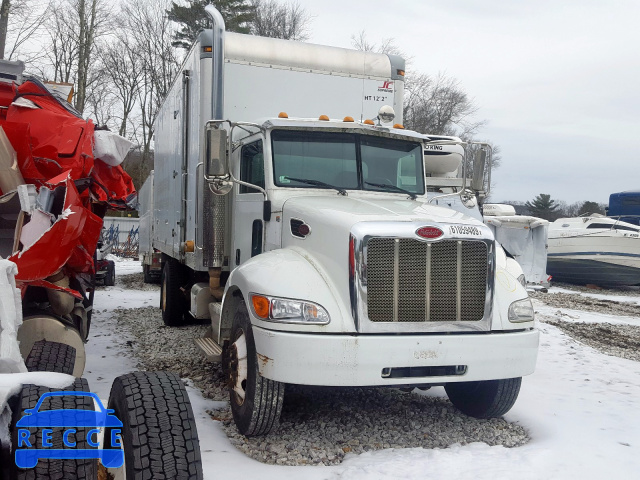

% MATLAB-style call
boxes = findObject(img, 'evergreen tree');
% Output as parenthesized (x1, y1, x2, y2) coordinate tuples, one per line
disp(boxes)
(578, 201, 605, 216)
(525, 194, 561, 221)
(167, 0, 254, 49)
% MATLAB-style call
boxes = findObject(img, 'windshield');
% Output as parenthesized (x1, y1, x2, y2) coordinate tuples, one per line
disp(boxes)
(271, 130, 425, 195)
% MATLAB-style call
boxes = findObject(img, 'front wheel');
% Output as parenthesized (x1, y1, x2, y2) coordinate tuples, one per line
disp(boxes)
(228, 301, 284, 436)
(445, 377, 522, 418)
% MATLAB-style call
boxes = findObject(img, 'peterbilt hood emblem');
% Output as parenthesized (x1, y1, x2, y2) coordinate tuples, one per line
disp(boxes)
(416, 226, 443, 239)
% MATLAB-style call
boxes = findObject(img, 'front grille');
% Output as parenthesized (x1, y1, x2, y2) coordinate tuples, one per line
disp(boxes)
(366, 238, 488, 323)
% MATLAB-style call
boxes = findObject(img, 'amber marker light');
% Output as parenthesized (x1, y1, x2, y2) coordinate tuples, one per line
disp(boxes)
(393, 123, 405, 129)
(278, 112, 289, 118)
(364, 119, 374, 125)
(319, 115, 329, 121)
(397, 69, 405, 76)
(252, 295, 270, 319)
(343, 116, 354, 122)
(202, 46, 213, 53)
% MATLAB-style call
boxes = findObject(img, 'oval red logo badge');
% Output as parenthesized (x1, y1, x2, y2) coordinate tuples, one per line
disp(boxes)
(416, 226, 443, 239)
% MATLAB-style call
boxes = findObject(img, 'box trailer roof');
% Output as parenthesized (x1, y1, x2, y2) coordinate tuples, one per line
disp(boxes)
(202, 31, 405, 81)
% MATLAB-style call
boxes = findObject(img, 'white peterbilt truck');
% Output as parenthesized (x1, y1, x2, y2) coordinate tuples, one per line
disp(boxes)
(146, 5, 539, 436)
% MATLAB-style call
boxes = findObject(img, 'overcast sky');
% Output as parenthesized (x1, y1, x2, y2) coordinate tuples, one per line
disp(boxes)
(299, 0, 640, 205)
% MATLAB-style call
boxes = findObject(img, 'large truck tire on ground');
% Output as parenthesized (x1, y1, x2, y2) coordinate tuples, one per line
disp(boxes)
(144, 5, 539, 436)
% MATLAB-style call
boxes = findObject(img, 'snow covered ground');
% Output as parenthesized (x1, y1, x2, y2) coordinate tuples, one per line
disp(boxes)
(84, 259, 640, 480)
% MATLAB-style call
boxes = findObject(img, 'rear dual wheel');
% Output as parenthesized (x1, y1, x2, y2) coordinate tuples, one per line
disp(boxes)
(160, 259, 188, 326)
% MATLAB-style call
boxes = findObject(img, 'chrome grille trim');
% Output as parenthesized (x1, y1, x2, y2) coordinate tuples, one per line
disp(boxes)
(349, 221, 495, 334)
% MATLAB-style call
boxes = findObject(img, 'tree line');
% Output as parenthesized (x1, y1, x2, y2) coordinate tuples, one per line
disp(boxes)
(1, 0, 496, 191)
(503, 194, 607, 221)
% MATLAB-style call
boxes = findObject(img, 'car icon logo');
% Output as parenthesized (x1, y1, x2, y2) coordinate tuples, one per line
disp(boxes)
(15, 391, 124, 469)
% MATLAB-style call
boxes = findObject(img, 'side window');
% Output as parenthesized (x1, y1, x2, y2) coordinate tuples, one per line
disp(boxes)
(240, 141, 265, 194)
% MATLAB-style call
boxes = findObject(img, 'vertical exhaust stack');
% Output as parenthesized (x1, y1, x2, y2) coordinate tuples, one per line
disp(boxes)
(204, 5, 225, 120)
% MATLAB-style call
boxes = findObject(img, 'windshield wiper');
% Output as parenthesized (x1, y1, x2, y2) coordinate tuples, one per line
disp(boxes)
(285, 177, 347, 196)
(365, 181, 417, 200)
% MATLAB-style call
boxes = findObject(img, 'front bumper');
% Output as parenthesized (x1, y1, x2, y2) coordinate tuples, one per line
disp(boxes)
(252, 327, 539, 386)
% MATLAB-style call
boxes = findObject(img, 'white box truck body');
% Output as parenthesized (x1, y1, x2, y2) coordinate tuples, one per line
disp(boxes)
(151, 6, 538, 436)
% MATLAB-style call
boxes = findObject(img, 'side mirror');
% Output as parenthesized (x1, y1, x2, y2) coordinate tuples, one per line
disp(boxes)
(205, 125, 228, 178)
(471, 148, 486, 192)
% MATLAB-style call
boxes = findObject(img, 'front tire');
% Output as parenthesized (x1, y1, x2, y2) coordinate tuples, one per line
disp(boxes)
(228, 301, 284, 436)
(445, 377, 522, 418)
(161, 259, 187, 326)
(106, 372, 203, 480)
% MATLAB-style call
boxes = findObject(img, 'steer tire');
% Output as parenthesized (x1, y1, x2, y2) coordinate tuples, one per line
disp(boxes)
(228, 301, 284, 436)
(445, 377, 522, 419)
(25, 340, 76, 375)
(10, 378, 97, 480)
(161, 259, 187, 326)
(106, 372, 203, 480)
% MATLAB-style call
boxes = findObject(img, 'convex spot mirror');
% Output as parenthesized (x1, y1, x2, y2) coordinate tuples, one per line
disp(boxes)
(205, 125, 228, 178)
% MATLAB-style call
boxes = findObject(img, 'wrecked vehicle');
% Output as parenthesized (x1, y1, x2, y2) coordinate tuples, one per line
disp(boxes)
(0, 59, 203, 479)
(0, 59, 135, 376)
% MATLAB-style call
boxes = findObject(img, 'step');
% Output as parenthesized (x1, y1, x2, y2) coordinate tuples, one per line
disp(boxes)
(194, 336, 222, 362)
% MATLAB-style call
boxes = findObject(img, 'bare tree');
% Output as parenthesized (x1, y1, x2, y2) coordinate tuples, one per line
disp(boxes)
(1, 0, 51, 61)
(251, 0, 311, 40)
(44, 4, 79, 83)
(120, 0, 180, 180)
(98, 34, 143, 137)
(404, 72, 485, 137)
(351, 30, 405, 58)
(0, 0, 11, 59)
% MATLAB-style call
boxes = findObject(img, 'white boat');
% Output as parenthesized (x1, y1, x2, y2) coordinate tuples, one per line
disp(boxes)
(547, 215, 640, 286)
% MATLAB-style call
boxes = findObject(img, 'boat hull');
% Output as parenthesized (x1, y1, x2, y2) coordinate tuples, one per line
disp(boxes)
(546, 255, 640, 286)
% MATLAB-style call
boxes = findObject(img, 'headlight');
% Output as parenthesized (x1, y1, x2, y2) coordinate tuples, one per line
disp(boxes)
(508, 297, 534, 323)
(517, 274, 526, 288)
(250, 294, 330, 324)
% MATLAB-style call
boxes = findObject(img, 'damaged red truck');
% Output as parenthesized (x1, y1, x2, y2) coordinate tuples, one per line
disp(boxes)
(0, 60, 136, 375)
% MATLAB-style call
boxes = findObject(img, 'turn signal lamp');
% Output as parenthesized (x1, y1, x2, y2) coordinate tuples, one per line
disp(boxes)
(364, 119, 374, 125)
(319, 115, 329, 121)
(343, 116, 354, 122)
(393, 123, 405, 129)
(278, 112, 289, 118)
(252, 295, 270, 319)
(202, 46, 213, 53)
(397, 69, 405, 76)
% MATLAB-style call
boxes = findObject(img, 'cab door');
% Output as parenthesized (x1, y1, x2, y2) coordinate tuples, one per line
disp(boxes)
(232, 139, 265, 267)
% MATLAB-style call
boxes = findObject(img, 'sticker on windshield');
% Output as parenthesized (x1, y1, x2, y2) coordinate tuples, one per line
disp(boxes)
(449, 225, 482, 236)
(279, 176, 291, 184)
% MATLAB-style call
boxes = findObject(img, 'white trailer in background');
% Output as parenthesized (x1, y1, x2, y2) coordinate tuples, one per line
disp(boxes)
(484, 204, 550, 286)
(138, 171, 162, 283)
(149, 5, 539, 436)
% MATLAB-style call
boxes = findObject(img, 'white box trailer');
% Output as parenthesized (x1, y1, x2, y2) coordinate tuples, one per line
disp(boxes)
(151, 5, 538, 436)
